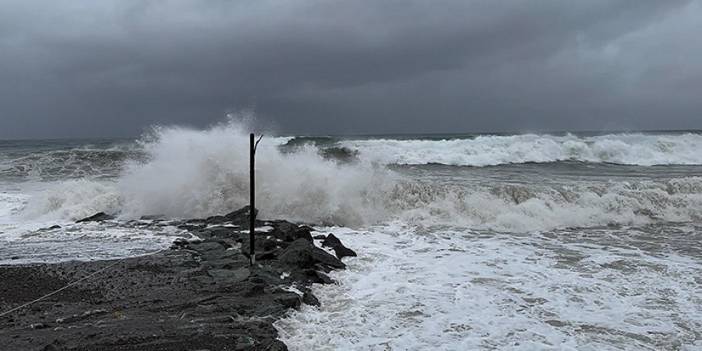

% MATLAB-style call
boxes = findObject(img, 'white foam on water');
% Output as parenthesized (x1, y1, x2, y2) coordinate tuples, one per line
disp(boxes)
(342, 133, 702, 166)
(11, 122, 702, 232)
(0, 191, 28, 223)
(389, 177, 702, 232)
(0, 183, 186, 263)
(112, 121, 395, 225)
(276, 225, 702, 351)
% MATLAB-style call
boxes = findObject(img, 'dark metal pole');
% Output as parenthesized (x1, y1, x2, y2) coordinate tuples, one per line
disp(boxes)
(249, 133, 255, 266)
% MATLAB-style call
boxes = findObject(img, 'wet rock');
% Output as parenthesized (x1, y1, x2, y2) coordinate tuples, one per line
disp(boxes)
(139, 215, 165, 220)
(170, 238, 189, 249)
(278, 239, 345, 270)
(55, 309, 108, 324)
(243, 282, 266, 297)
(200, 226, 237, 238)
(242, 238, 280, 258)
(203, 258, 242, 269)
(314, 271, 335, 284)
(205, 206, 258, 226)
(264, 340, 288, 351)
(188, 241, 226, 253)
(302, 291, 320, 306)
(42, 340, 64, 351)
(267, 221, 312, 242)
(321, 233, 343, 248)
(0, 206, 353, 351)
(321, 234, 357, 260)
(289, 269, 335, 285)
(207, 268, 250, 283)
(76, 212, 114, 223)
(224, 206, 257, 225)
(292, 227, 314, 242)
(253, 250, 278, 261)
(275, 292, 302, 309)
(331, 245, 357, 260)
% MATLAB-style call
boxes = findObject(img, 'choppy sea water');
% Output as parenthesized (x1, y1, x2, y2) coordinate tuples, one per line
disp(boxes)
(1, 123, 701, 349)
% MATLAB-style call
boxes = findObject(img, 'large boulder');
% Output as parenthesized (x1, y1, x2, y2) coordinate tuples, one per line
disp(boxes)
(268, 221, 313, 242)
(225, 206, 257, 224)
(278, 239, 345, 270)
(205, 206, 259, 227)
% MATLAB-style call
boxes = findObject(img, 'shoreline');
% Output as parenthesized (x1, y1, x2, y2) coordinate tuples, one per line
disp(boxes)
(0, 207, 355, 351)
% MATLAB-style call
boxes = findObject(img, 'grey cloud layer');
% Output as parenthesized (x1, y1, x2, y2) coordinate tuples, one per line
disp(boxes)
(0, 0, 699, 138)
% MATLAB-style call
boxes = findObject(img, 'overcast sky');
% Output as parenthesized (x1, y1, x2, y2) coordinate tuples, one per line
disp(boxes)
(0, 0, 700, 138)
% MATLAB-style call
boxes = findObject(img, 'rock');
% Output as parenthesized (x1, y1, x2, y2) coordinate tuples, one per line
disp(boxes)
(224, 206, 257, 225)
(278, 239, 345, 270)
(203, 215, 227, 224)
(275, 292, 301, 309)
(207, 268, 250, 283)
(56, 309, 107, 324)
(321, 234, 357, 260)
(289, 269, 335, 285)
(139, 215, 165, 220)
(292, 227, 313, 242)
(189, 241, 226, 253)
(302, 291, 320, 306)
(256, 250, 279, 261)
(76, 212, 114, 223)
(170, 238, 189, 249)
(264, 340, 288, 351)
(205, 206, 259, 226)
(200, 226, 236, 238)
(242, 238, 280, 257)
(321, 233, 342, 248)
(331, 246, 357, 260)
(313, 234, 327, 240)
(243, 282, 266, 297)
(313, 271, 335, 284)
(42, 341, 63, 351)
(268, 222, 313, 242)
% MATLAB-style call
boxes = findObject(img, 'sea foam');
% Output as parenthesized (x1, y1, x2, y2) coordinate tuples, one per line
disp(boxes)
(11, 123, 702, 232)
(341, 133, 702, 166)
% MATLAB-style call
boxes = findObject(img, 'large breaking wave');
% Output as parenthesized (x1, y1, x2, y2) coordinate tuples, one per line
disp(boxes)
(11, 122, 702, 232)
(338, 132, 702, 166)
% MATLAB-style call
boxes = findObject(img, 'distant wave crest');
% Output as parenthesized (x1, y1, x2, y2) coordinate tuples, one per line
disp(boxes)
(339, 133, 702, 166)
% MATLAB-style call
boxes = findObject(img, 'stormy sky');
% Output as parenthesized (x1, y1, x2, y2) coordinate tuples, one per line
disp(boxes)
(0, 1, 700, 139)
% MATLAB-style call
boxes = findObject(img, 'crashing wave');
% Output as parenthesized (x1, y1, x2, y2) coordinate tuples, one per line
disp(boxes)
(340, 132, 702, 166)
(14, 122, 702, 232)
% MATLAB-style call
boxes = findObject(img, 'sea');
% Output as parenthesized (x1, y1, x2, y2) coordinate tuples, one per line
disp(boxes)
(1, 121, 701, 350)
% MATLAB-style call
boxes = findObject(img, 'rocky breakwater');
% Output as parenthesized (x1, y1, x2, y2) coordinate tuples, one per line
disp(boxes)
(0, 206, 355, 350)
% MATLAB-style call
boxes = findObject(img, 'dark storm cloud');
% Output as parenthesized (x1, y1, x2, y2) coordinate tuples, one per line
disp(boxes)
(0, 0, 700, 138)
